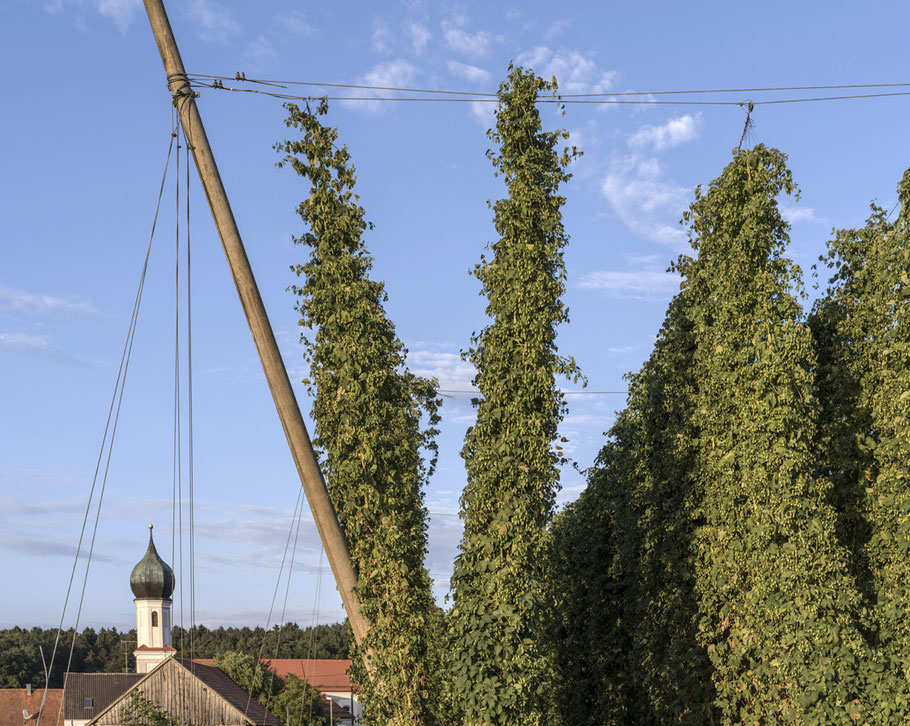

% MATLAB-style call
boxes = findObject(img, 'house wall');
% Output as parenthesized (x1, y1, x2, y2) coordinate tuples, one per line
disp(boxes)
(323, 691, 361, 720)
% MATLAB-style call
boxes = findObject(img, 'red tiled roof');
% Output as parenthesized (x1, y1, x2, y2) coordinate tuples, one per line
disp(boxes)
(0, 689, 63, 726)
(193, 659, 353, 693)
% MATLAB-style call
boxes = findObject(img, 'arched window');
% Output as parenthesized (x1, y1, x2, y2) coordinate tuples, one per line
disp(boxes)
(152, 611, 159, 627)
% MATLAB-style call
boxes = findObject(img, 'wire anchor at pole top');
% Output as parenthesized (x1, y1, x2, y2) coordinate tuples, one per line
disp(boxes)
(167, 72, 199, 106)
(737, 99, 755, 150)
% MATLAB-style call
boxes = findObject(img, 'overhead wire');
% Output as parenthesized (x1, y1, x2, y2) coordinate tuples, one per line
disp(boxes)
(40, 121, 180, 726)
(242, 486, 305, 721)
(183, 119, 198, 703)
(187, 73, 910, 98)
(186, 73, 910, 106)
(262, 489, 306, 726)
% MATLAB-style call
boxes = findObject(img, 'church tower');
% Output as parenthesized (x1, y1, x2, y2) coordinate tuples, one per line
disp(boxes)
(130, 524, 176, 673)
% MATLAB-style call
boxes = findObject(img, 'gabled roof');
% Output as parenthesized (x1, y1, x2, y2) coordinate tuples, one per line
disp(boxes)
(63, 674, 142, 721)
(83, 658, 280, 726)
(193, 659, 353, 692)
(176, 660, 281, 726)
(0, 689, 63, 726)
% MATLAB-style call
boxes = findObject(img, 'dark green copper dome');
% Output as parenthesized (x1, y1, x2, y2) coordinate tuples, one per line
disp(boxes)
(130, 524, 175, 599)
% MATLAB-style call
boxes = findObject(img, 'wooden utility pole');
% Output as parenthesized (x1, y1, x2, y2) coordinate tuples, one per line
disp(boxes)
(141, 0, 370, 646)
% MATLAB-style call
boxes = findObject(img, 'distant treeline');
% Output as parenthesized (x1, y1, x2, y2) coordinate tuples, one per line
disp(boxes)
(0, 622, 351, 688)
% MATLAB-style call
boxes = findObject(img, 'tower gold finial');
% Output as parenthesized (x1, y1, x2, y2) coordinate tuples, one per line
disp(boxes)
(149, 523, 154, 530)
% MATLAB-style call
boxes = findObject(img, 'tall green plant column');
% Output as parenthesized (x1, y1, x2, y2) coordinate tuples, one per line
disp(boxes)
(277, 101, 449, 726)
(813, 171, 910, 721)
(448, 65, 580, 726)
(613, 292, 716, 723)
(682, 146, 867, 724)
(550, 451, 637, 724)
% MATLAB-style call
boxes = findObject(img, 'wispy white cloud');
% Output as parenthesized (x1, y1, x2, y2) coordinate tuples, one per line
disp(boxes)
(446, 60, 492, 85)
(185, 0, 240, 44)
(629, 113, 702, 151)
(339, 59, 419, 115)
(407, 345, 476, 391)
(242, 35, 279, 73)
(0, 286, 99, 316)
(44, 0, 140, 33)
(543, 18, 570, 41)
(273, 9, 314, 37)
(372, 19, 393, 53)
(446, 60, 495, 126)
(442, 18, 495, 58)
(780, 204, 821, 224)
(577, 269, 680, 300)
(515, 46, 616, 94)
(601, 155, 689, 244)
(406, 20, 431, 54)
(0, 332, 102, 367)
(469, 100, 496, 128)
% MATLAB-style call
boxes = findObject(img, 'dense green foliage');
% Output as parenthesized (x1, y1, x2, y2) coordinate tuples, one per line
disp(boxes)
(448, 65, 580, 726)
(120, 690, 180, 726)
(812, 171, 910, 721)
(278, 100, 450, 726)
(214, 651, 329, 726)
(552, 290, 712, 724)
(552, 147, 887, 724)
(0, 622, 350, 688)
(681, 146, 868, 723)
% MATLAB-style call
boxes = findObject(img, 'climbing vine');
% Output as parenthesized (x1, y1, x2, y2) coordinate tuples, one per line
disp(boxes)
(448, 64, 580, 726)
(552, 289, 713, 724)
(277, 100, 450, 726)
(813, 169, 910, 721)
(681, 145, 868, 723)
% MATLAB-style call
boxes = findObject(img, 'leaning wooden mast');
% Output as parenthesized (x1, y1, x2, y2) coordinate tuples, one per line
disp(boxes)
(141, 0, 370, 646)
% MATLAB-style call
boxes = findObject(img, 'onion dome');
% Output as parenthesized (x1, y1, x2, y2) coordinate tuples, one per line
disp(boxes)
(130, 524, 175, 599)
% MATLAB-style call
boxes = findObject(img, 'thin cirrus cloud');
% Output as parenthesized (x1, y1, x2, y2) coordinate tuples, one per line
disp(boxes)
(600, 115, 703, 243)
(406, 345, 477, 391)
(339, 59, 419, 115)
(602, 156, 690, 245)
(43, 0, 140, 33)
(442, 21, 495, 58)
(0, 285, 99, 316)
(446, 60, 492, 85)
(406, 20, 431, 54)
(241, 35, 279, 73)
(0, 332, 98, 367)
(577, 269, 681, 300)
(272, 9, 315, 37)
(185, 0, 241, 44)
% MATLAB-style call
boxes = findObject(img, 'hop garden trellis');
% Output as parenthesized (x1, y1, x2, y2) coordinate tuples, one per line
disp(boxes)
(132, 2, 910, 721)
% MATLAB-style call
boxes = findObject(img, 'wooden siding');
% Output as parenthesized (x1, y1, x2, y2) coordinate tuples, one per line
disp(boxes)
(91, 660, 257, 726)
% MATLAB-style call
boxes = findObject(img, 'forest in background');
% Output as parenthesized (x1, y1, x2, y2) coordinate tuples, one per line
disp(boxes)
(0, 622, 351, 688)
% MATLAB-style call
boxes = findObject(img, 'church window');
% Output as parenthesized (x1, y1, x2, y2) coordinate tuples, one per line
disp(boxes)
(152, 611, 158, 627)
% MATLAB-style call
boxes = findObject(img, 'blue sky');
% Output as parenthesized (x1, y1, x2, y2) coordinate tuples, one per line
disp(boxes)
(2, 0, 910, 633)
